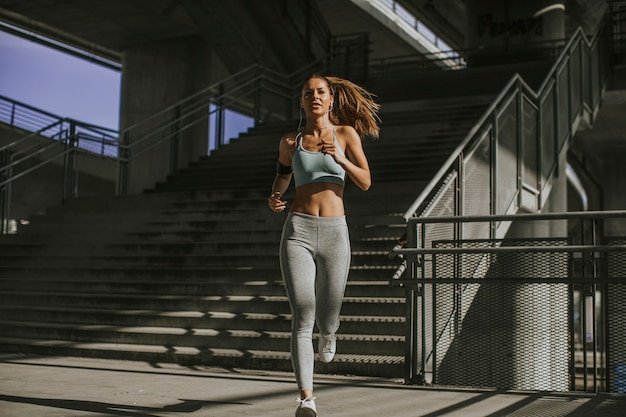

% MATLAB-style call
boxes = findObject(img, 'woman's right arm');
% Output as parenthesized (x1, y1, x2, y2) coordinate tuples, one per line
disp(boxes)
(268, 136, 293, 212)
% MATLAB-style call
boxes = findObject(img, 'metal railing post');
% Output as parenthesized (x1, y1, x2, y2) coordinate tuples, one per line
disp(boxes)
(63, 122, 78, 202)
(118, 130, 130, 195)
(404, 218, 423, 384)
(216, 83, 225, 147)
(9, 102, 16, 126)
(0, 148, 9, 234)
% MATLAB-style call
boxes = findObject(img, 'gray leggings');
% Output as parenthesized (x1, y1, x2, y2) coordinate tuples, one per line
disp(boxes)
(279, 212, 351, 391)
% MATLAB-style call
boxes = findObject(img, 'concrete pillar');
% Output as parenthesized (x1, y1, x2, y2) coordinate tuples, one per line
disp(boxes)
(466, 0, 565, 66)
(119, 35, 217, 194)
(507, 154, 570, 390)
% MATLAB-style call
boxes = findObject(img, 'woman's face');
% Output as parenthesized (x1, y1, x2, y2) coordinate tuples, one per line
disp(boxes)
(301, 77, 333, 115)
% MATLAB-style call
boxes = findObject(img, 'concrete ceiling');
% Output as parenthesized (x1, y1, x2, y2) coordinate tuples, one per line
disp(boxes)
(0, 0, 610, 72)
(0, 0, 466, 72)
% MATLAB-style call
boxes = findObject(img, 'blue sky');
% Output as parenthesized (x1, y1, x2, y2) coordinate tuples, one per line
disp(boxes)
(0, 29, 257, 150)
(0, 30, 121, 130)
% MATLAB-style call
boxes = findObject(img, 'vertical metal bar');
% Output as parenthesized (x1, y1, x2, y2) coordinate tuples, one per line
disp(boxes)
(591, 218, 599, 392)
(490, 116, 497, 218)
(553, 67, 561, 178)
(63, 122, 77, 203)
(405, 219, 420, 383)
(591, 216, 607, 392)
(0, 149, 8, 234)
(600, 220, 608, 393)
(216, 83, 225, 147)
(569, 257, 576, 391)
(592, 280, 599, 392)
(117, 131, 130, 195)
(580, 284, 589, 392)
(432, 252, 437, 384)
(404, 284, 415, 382)
(420, 221, 427, 383)
(580, 225, 586, 391)
(517, 82, 524, 211)
(72, 135, 79, 199)
(10, 102, 16, 126)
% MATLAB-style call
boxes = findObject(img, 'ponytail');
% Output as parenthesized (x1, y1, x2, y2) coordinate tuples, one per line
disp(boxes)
(308, 75, 381, 139)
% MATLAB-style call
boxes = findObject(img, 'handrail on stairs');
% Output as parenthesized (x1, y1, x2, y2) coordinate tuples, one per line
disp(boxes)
(0, 95, 118, 149)
(389, 7, 615, 385)
(391, 6, 613, 255)
(0, 100, 120, 234)
(115, 61, 326, 195)
(0, 59, 328, 233)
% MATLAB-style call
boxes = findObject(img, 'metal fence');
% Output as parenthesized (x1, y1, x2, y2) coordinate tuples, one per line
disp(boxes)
(392, 211, 626, 393)
(385, 8, 624, 392)
(0, 115, 119, 234)
(0, 95, 118, 157)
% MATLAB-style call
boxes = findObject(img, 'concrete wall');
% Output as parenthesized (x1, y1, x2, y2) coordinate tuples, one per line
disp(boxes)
(119, 35, 228, 194)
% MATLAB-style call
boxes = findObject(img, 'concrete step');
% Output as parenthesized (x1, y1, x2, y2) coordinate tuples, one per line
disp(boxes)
(0, 276, 405, 297)
(0, 320, 405, 356)
(0, 291, 405, 316)
(0, 264, 401, 281)
(0, 89, 496, 380)
(0, 235, 401, 256)
(0, 336, 404, 378)
(0, 247, 399, 266)
(0, 306, 405, 336)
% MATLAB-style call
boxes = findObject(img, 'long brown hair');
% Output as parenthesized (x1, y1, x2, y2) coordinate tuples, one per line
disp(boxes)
(306, 74, 381, 139)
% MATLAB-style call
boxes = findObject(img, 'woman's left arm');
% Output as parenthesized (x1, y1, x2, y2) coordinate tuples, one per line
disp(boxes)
(336, 126, 371, 191)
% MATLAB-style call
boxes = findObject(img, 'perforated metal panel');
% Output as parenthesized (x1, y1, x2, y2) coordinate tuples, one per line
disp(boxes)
(416, 173, 459, 380)
(428, 239, 570, 390)
(402, 212, 626, 392)
(607, 237, 626, 393)
(496, 94, 519, 215)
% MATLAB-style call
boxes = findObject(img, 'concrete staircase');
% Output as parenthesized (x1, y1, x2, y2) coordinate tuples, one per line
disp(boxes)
(0, 94, 491, 379)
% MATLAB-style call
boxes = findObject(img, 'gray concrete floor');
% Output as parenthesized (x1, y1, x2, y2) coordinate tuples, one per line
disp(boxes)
(1, 354, 625, 417)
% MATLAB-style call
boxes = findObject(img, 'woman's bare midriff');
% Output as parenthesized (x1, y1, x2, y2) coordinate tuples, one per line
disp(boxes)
(290, 182, 345, 217)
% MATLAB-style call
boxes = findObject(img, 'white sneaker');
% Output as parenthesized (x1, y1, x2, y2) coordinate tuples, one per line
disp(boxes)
(318, 334, 336, 363)
(296, 396, 317, 417)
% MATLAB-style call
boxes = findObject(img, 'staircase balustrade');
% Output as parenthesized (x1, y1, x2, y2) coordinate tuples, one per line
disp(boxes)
(115, 63, 326, 195)
(0, 115, 117, 234)
(391, 8, 617, 390)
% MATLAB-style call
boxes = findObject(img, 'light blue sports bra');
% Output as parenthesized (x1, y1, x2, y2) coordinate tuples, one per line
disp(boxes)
(292, 127, 346, 188)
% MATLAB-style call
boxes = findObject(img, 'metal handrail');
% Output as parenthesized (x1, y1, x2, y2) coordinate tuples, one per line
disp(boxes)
(394, 210, 626, 390)
(116, 61, 328, 194)
(0, 60, 328, 231)
(390, 8, 617, 388)
(400, 24, 609, 223)
(0, 114, 119, 233)
(0, 95, 119, 155)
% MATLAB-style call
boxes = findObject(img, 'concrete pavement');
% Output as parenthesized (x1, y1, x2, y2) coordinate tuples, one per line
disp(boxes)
(1, 354, 625, 417)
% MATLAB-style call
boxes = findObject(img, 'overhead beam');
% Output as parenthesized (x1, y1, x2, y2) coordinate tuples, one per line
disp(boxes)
(0, 7, 121, 70)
